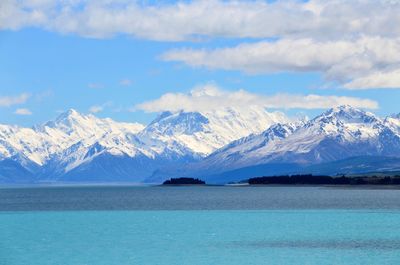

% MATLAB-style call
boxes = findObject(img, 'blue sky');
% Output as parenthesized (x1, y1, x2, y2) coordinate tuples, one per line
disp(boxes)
(1, 0, 400, 126)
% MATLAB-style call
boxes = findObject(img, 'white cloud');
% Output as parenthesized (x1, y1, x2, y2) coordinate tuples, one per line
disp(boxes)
(2, 0, 400, 41)
(89, 105, 103, 113)
(89, 101, 113, 113)
(35, 89, 54, 101)
(344, 69, 400, 89)
(135, 84, 378, 113)
(3, 0, 400, 89)
(119, 79, 132, 86)
(162, 37, 400, 89)
(88, 83, 104, 89)
(14, 108, 32, 115)
(0, 93, 30, 107)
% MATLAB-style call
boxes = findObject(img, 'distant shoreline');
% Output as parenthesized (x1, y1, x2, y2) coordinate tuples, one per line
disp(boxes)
(239, 184, 400, 190)
(2, 183, 400, 190)
(3, 174, 400, 189)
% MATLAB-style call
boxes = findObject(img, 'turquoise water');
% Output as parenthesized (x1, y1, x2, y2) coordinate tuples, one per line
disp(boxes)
(1, 186, 400, 264)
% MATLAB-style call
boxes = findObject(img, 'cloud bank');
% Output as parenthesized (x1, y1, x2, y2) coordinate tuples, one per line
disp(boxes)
(162, 37, 400, 89)
(2, 0, 400, 41)
(135, 85, 378, 113)
(2, 0, 400, 89)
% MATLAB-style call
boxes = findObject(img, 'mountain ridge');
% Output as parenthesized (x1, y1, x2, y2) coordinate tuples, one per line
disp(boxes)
(1, 105, 400, 184)
(0, 106, 288, 183)
(149, 105, 400, 183)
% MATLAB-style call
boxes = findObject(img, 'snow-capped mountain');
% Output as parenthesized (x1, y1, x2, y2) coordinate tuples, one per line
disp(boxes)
(385, 114, 400, 133)
(0, 106, 287, 183)
(139, 106, 289, 157)
(270, 105, 400, 163)
(156, 105, 400, 183)
(2, 105, 400, 184)
(0, 110, 145, 181)
(195, 122, 300, 171)
(204, 106, 400, 166)
(0, 110, 144, 166)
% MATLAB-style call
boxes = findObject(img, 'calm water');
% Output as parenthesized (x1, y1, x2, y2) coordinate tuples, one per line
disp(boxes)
(1, 186, 400, 264)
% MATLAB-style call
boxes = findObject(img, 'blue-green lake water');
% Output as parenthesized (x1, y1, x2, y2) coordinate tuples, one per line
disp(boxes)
(1, 186, 400, 265)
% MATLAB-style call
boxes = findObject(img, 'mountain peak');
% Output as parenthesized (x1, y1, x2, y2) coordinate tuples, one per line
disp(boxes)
(144, 111, 209, 136)
(65, 108, 79, 115)
(37, 109, 100, 136)
(56, 109, 83, 120)
(328, 105, 361, 114)
(149, 111, 174, 126)
(314, 105, 378, 125)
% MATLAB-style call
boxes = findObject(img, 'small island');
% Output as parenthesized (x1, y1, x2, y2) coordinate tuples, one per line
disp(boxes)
(162, 177, 206, 185)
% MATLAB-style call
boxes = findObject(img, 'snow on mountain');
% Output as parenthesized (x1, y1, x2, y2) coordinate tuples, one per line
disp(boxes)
(200, 122, 300, 170)
(0, 106, 287, 182)
(0, 124, 54, 167)
(139, 106, 289, 157)
(272, 105, 400, 163)
(385, 113, 400, 133)
(0, 110, 144, 172)
(185, 105, 400, 178)
(3, 105, 400, 184)
(39, 109, 144, 141)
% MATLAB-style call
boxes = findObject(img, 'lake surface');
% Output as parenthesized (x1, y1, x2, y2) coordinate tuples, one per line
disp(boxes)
(1, 186, 400, 264)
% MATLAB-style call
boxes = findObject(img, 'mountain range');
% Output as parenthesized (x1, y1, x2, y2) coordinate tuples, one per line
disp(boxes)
(0, 106, 286, 183)
(1, 105, 400, 184)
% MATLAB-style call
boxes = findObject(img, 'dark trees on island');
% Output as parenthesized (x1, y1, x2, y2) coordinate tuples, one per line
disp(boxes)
(163, 177, 206, 185)
(247, 174, 400, 185)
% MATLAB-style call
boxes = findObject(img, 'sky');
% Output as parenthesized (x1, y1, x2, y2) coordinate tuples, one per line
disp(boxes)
(1, 0, 400, 127)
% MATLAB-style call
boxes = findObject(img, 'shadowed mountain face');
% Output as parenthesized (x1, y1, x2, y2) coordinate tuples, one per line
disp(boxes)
(0, 159, 36, 183)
